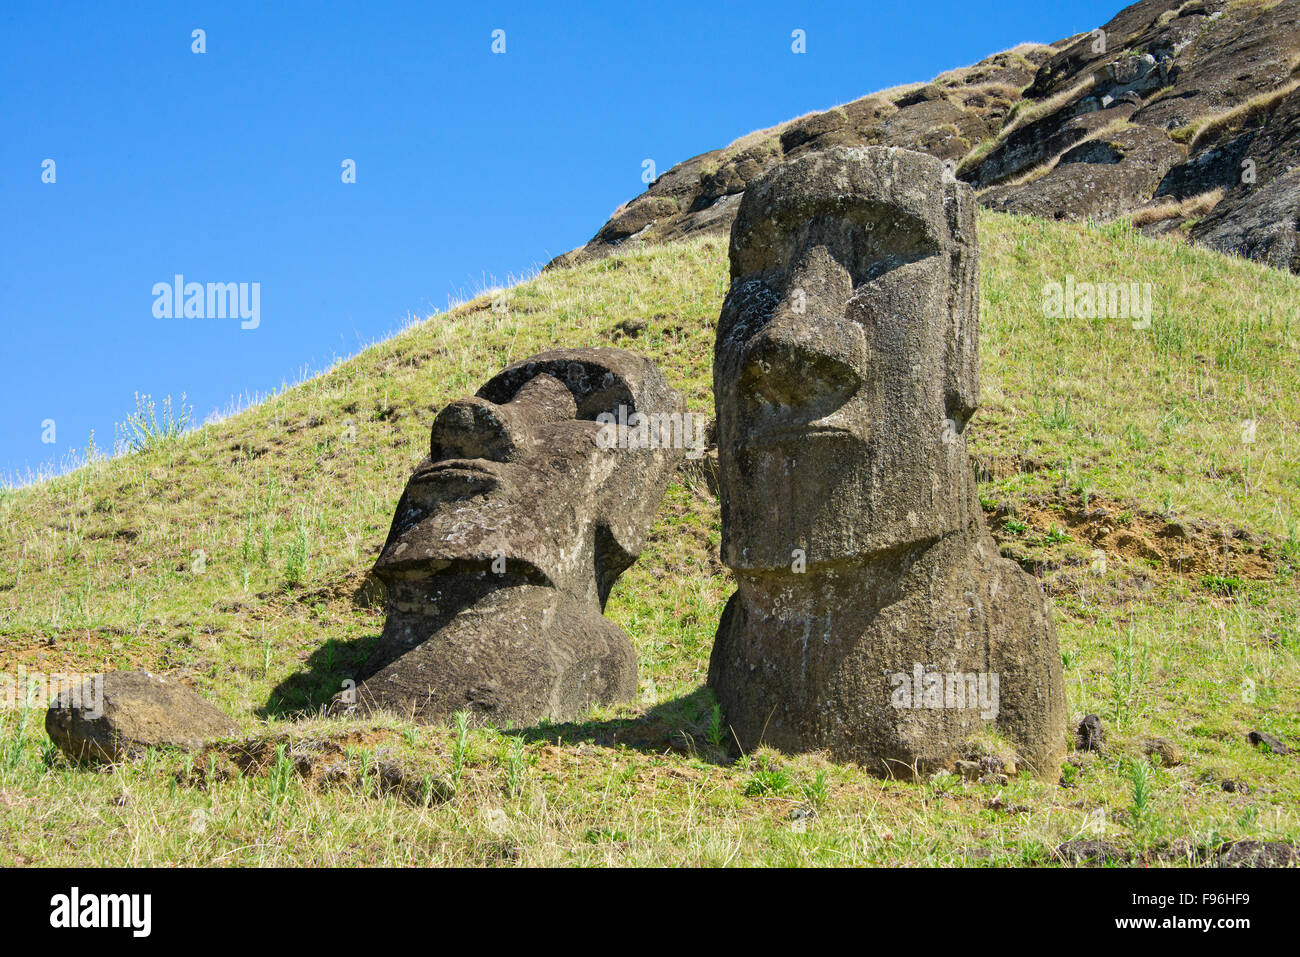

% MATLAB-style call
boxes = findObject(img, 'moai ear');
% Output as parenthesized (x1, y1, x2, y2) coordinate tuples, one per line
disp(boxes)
(589, 386, 687, 605)
(942, 176, 980, 429)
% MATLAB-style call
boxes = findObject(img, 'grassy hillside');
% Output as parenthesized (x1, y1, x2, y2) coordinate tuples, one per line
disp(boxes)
(2, 214, 1298, 866)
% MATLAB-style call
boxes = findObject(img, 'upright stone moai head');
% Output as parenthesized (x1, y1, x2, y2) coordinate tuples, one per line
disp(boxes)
(709, 146, 1066, 779)
(714, 145, 981, 571)
(335, 348, 686, 728)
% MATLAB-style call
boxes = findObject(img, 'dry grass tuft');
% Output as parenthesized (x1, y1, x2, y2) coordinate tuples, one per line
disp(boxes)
(1000, 75, 1097, 139)
(1173, 79, 1300, 152)
(1130, 189, 1225, 227)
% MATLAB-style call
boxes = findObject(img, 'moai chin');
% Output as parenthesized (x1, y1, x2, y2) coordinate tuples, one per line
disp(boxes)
(708, 145, 1067, 779)
(334, 348, 685, 728)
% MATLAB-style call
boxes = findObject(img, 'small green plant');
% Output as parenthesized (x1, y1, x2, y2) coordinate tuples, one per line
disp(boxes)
(117, 392, 192, 454)
(283, 517, 311, 587)
(1, 696, 33, 774)
(452, 710, 472, 786)
(705, 702, 726, 750)
(744, 754, 792, 797)
(1202, 574, 1244, 596)
(1042, 525, 1072, 545)
(1041, 398, 1073, 431)
(1127, 759, 1153, 839)
(1004, 518, 1028, 534)
(800, 770, 829, 807)
(505, 735, 528, 799)
(1109, 628, 1149, 728)
(265, 743, 297, 817)
(419, 772, 440, 807)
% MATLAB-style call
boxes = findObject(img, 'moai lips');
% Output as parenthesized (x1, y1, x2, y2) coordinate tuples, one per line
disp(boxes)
(334, 348, 685, 728)
(708, 145, 1067, 779)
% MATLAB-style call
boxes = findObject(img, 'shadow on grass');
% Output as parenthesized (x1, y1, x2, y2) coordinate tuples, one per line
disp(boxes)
(259, 611, 733, 768)
(259, 632, 381, 720)
(509, 685, 735, 766)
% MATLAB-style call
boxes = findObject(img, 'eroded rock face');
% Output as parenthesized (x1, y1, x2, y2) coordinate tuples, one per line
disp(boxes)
(981, 125, 1185, 221)
(551, 0, 1300, 275)
(45, 671, 237, 764)
(707, 146, 1067, 780)
(334, 348, 685, 727)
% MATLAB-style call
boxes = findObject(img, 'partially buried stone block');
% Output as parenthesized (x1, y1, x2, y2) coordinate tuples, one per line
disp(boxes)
(708, 145, 1067, 779)
(334, 348, 685, 727)
(46, 670, 238, 764)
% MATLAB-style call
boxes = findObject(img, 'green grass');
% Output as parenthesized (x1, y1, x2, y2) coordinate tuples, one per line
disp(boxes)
(1, 212, 1298, 866)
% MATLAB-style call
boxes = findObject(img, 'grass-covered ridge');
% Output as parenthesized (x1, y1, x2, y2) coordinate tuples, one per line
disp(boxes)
(1, 213, 1298, 866)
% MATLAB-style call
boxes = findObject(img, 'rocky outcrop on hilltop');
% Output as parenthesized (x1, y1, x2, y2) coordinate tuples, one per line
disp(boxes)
(551, 0, 1300, 274)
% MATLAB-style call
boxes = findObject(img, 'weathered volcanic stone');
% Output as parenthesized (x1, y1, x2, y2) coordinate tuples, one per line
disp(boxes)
(45, 671, 238, 764)
(333, 348, 685, 727)
(551, 1, 1300, 275)
(707, 145, 1067, 780)
(981, 125, 1185, 222)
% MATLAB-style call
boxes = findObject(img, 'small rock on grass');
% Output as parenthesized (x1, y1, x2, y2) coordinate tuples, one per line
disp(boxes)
(46, 671, 237, 764)
(1247, 730, 1290, 755)
(1142, 736, 1183, 766)
(1075, 714, 1105, 752)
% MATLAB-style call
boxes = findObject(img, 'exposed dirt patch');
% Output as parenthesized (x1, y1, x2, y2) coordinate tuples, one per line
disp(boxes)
(290, 569, 386, 610)
(987, 492, 1278, 581)
(0, 629, 145, 677)
(180, 726, 454, 806)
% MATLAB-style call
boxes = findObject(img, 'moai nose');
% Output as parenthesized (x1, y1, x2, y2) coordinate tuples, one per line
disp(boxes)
(741, 306, 865, 408)
(429, 373, 577, 462)
(430, 397, 533, 462)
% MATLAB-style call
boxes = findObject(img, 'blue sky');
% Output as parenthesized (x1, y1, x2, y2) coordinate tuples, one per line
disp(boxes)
(1, 0, 1109, 481)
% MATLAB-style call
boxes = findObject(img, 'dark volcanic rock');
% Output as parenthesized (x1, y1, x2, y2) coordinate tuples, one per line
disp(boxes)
(332, 348, 686, 728)
(546, 45, 1051, 268)
(968, 101, 1142, 190)
(1213, 841, 1299, 868)
(1076, 714, 1106, 752)
(46, 671, 237, 764)
(551, 0, 1300, 275)
(1247, 729, 1291, 754)
(981, 125, 1184, 220)
(706, 146, 1067, 781)
(1142, 736, 1183, 766)
(1193, 166, 1300, 272)
(1155, 132, 1255, 199)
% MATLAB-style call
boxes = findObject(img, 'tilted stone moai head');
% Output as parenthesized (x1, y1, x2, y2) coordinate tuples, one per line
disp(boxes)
(709, 146, 1066, 779)
(337, 347, 685, 727)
